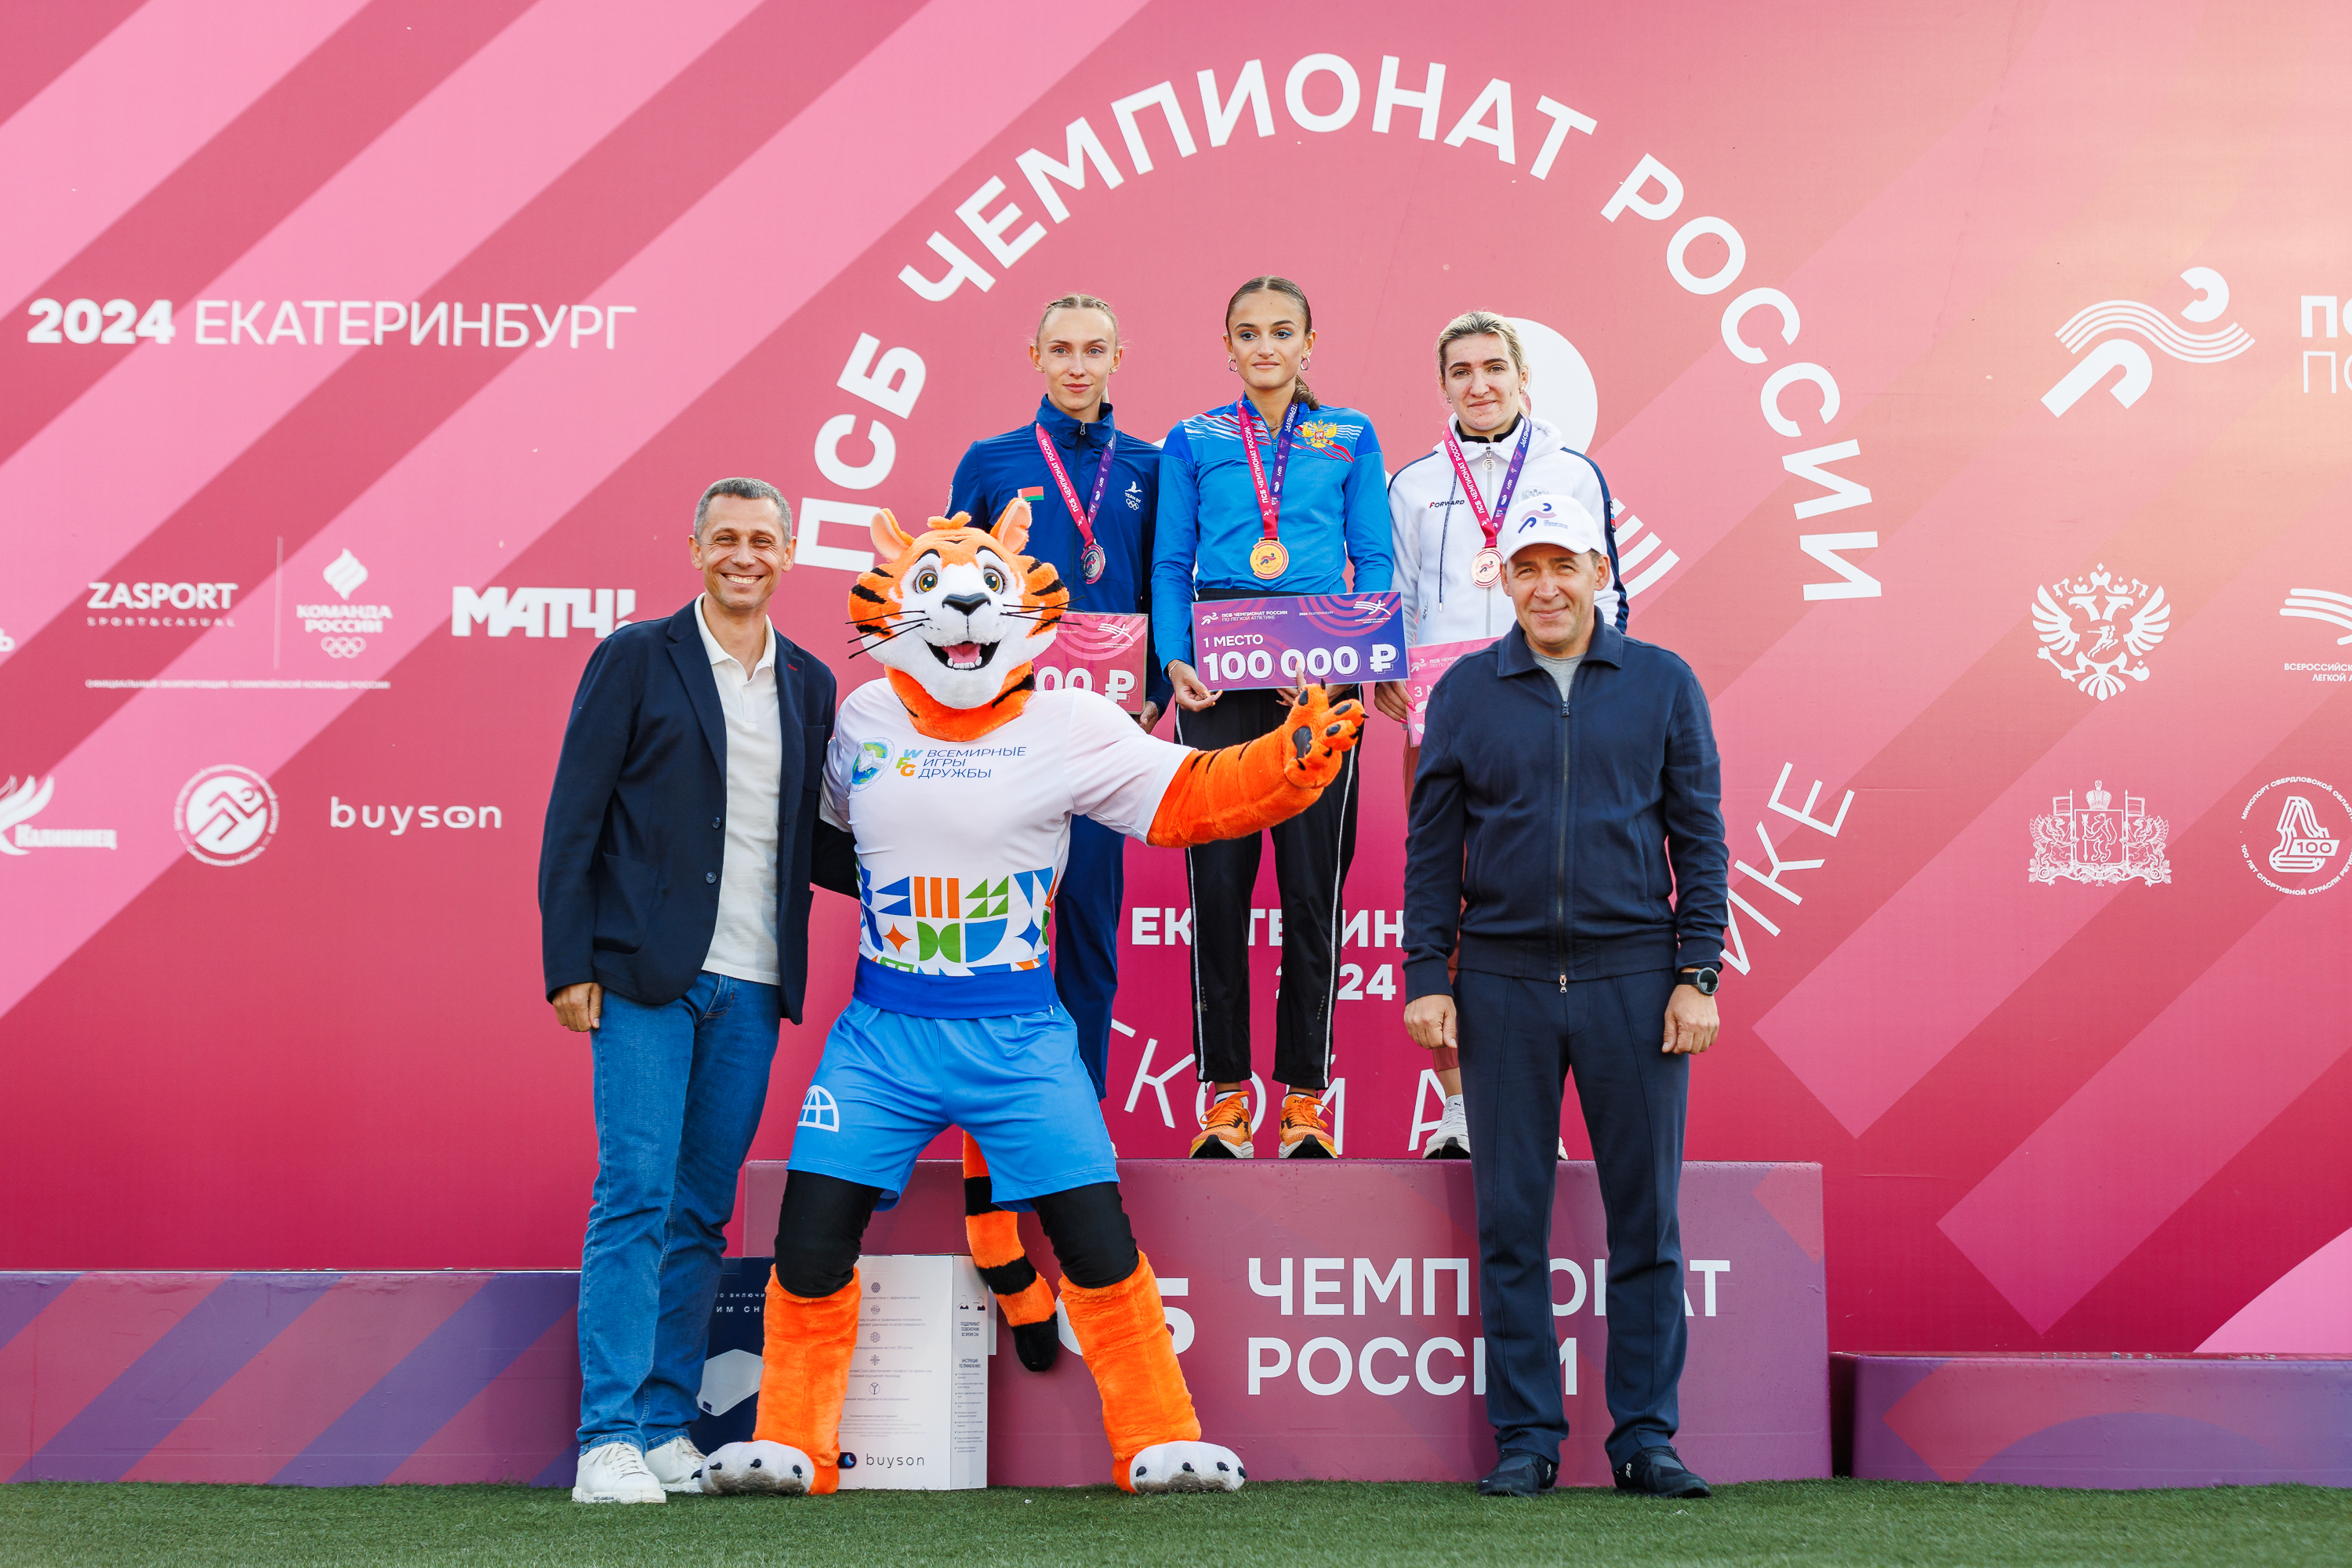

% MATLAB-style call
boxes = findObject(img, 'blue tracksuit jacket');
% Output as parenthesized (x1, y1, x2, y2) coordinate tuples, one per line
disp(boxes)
(949, 396, 1170, 713)
(1150, 399, 1394, 675)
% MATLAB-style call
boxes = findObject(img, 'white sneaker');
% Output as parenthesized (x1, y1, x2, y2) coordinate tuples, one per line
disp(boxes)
(572, 1441, 665, 1504)
(1559, 1138, 1572, 1160)
(1421, 1096, 1470, 1159)
(643, 1434, 708, 1494)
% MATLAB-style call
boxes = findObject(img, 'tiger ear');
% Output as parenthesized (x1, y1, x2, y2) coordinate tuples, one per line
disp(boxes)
(989, 496, 1032, 557)
(869, 508, 915, 561)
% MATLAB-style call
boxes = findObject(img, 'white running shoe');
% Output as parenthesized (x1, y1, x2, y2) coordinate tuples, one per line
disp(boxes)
(572, 1441, 664, 1504)
(700, 1439, 815, 1496)
(1422, 1096, 1470, 1159)
(1128, 1439, 1246, 1493)
(643, 1434, 708, 1494)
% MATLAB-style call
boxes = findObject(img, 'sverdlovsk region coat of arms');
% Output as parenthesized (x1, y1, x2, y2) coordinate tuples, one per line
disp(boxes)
(2030, 780, 2172, 885)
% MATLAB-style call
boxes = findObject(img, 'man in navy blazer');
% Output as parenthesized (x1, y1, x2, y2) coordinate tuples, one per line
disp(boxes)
(539, 477, 855, 1504)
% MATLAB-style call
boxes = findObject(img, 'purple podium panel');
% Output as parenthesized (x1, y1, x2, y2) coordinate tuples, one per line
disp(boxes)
(0, 1272, 579, 1486)
(1849, 1353, 2352, 1489)
(1, 1163, 1823, 1489)
(741, 1159, 1829, 1488)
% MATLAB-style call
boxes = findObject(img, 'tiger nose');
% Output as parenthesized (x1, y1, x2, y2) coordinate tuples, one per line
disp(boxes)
(942, 592, 989, 617)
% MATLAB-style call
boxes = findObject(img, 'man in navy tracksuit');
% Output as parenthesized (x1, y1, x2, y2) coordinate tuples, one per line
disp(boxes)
(948, 293, 1167, 1098)
(1403, 492, 1728, 1500)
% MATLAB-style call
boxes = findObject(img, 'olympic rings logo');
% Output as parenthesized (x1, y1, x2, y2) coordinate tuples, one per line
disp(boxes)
(321, 637, 367, 659)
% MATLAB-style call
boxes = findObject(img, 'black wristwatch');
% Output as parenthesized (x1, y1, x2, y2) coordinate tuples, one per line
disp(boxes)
(1679, 967, 1721, 996)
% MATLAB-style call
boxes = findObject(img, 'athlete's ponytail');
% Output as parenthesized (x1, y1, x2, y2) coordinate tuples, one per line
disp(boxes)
(1225, 275, 1319, 411)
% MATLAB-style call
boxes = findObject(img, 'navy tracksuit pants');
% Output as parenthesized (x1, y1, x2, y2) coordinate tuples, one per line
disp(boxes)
(1054, 813, 1124, 1101)
(1457, 966, 1688, 1468)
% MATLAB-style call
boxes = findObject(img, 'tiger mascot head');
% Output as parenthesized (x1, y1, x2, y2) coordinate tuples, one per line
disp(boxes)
(850, 499, 1065, 740)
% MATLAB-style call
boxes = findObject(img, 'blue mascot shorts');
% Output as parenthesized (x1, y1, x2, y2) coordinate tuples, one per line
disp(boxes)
(786, 999, 1119, 1210)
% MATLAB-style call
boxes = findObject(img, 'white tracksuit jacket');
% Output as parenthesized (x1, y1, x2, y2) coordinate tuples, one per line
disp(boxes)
(1385, 414, 1623, 647)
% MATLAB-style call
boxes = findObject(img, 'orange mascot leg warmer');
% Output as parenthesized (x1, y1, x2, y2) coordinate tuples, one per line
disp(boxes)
(1058, 1250, 1201, 1492)
(962, 1134, 1057, 1331)
(752, 1266, 860, 1494)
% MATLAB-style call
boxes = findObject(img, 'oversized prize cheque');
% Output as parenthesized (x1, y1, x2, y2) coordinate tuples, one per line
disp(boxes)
(1027, 610, 1150, 711)
(1404, 637, 1500, 744)
(1190, 592, 1406, 690)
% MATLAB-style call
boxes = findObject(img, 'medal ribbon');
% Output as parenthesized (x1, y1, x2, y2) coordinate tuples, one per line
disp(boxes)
(1237, 398, 1299, 550)
(1033, 423, 1116, 558)
(1442, 417, 1533, 554)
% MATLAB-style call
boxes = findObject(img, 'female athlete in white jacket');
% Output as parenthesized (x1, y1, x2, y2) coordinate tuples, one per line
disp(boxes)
(1381, 312, 1622, 656)
(1377, 310, 1624, 1157)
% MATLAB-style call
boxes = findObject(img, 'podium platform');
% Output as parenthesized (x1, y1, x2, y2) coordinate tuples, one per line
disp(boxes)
(727, 1158, 1831, 1487)
(2, 1160, 1828, 1487)
(1844, 1352, 2352, 1488)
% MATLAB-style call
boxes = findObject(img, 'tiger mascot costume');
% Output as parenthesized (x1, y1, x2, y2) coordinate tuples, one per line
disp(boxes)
(702, 500, 1363, 1496)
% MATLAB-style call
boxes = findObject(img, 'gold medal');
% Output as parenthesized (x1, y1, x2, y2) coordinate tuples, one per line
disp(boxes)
(1250, 536, 1289, 580)
(1472, 546, 1503, 587)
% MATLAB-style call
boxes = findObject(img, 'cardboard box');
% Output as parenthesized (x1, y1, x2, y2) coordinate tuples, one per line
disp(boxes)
(836, 1254, 990, 1490)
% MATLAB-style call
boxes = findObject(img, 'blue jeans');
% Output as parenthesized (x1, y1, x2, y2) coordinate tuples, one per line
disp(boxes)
(576, 971, 780, 1453)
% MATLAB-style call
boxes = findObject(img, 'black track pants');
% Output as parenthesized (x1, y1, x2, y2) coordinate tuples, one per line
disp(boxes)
(1457, 967, 1689, 1468)
(1174, 687, 1359, 1091)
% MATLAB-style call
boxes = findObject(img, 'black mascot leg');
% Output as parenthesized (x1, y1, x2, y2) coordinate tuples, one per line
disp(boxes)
(771, 1170, 882, 1298)
(1029, 1181, 1142, 1289)
(967, 1162, 1061, 1372)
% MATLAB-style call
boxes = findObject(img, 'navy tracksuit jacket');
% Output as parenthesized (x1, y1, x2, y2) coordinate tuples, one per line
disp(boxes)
(949, 397, 1165, 1097)
(1403, 618, 1728, 1468)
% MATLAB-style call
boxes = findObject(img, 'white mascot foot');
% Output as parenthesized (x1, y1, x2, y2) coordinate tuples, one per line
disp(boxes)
(1129, 1440, 1246, 1494)
(699, 1439, 815, 1496)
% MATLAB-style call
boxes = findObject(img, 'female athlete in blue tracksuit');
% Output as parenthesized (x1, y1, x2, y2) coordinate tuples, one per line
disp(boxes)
(949, 293, 1167, 1099)
(1151, 275, 1393, 1160)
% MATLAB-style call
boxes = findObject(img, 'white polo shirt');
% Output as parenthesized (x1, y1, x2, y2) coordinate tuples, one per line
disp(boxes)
(695, 596, 783, 985)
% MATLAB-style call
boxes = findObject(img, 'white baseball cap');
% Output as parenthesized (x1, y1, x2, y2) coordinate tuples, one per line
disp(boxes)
(1499, 492, 1607, 562)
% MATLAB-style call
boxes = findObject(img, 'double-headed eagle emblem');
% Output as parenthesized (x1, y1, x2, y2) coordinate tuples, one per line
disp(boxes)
(2031, 565, 2169, 701)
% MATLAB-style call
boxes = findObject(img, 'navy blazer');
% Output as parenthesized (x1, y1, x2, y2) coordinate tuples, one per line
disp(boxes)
(538, 600, 857, 1022)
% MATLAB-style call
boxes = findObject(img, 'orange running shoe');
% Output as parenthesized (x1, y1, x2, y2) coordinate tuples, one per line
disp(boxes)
(1189, 1091, 1254, 1158)
(1277, 1092, 1336, 1159)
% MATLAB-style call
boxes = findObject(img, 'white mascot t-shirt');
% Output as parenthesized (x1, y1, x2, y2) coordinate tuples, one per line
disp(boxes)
(822, 681, 1189, 1017)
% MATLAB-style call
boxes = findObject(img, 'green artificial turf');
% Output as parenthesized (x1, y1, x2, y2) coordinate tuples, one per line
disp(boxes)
(2, 1479, 2345, 1567)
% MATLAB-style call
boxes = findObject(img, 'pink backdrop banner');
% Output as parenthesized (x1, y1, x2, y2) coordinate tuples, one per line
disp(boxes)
(2, 0, 2348, 1366)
